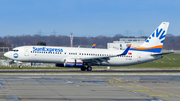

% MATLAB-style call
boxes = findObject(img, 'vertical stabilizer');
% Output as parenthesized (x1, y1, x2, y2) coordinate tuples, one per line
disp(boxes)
(130, 22, 169, 53)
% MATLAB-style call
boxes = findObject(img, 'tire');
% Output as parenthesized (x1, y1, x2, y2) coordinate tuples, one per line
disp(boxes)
(19, 65, 23, 69)
(87, 66, 92, 71)
(81, 66, 86, 71)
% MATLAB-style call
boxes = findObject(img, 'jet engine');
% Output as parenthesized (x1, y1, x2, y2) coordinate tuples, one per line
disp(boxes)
(64, 59, 83, 67)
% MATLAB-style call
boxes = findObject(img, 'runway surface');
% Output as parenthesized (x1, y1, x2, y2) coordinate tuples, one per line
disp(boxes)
(0, 75, 180, 101)
(1, 69, 180, 73)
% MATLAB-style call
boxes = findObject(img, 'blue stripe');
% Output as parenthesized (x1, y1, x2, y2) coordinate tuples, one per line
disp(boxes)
(66, 63, 83, 67)
(130, 48, 162, 53)
(76, 63, 83, 66)
(66, 63, 75, 67)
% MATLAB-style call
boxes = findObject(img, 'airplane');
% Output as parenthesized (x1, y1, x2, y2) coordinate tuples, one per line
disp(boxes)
(4, 22, 172, 71)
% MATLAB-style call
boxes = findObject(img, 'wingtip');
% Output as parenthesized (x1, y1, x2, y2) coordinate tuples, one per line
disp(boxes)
(128, 44, 132, 47)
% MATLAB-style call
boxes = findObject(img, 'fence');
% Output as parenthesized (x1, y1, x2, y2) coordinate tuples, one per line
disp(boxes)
(0, 47, 11, 56)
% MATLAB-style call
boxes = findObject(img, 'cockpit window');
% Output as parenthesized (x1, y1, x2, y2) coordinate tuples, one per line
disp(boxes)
(11, 50, 19, 52)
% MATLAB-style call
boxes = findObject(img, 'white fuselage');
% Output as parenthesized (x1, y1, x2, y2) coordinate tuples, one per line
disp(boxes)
(4, 46, 162, 66)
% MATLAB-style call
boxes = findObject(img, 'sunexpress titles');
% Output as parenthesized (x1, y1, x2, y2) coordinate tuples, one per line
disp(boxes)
(33, 47, 63, 52)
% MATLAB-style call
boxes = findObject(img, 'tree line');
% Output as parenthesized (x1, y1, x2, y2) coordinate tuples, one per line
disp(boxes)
(0, 34, 179, 50)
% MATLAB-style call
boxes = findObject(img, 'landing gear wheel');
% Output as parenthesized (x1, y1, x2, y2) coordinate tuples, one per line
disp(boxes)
(87, 66, 92, 71)
(81, 66, 86, 71)
(10, 63, 13, 67)
(19, 65, 23, 69)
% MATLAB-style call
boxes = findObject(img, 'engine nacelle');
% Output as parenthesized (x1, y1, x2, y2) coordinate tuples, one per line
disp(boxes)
(64, 59, 83, 67)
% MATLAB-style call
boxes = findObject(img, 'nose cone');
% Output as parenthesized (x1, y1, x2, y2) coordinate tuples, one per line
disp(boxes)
(4, 52, 10, 58)
(4, 52, 8, 57)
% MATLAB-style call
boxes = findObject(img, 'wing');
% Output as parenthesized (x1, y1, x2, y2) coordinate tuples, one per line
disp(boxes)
(81, 44, 132, 65)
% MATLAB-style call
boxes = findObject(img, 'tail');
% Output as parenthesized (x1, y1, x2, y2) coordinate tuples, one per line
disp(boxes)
(130, 22, 169, 53)
(92, 44, 96, 48)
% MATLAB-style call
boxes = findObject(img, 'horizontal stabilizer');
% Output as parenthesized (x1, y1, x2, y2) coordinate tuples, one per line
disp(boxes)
(151, 52, 174, 56)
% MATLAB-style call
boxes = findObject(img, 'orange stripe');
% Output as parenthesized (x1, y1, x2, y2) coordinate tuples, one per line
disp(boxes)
(93, 44, 96, 47)
(66, 61, 74, 63)
(77, 62, 83, 63)
(66, 61, 83, 63)
(132, 45, 163, 50)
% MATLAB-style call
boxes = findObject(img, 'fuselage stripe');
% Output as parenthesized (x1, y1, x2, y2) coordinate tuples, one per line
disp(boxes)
(132, 45, 163, 50)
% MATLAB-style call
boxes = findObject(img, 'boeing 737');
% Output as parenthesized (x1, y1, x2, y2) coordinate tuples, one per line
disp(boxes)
(4, 22, 171, 71)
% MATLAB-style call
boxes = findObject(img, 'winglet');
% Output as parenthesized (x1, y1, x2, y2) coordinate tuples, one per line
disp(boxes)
(92, 44, 96, 48)
(119, 44, 131, 56)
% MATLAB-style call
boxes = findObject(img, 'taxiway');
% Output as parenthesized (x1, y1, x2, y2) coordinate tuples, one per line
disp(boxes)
(0, 75, 179, 101)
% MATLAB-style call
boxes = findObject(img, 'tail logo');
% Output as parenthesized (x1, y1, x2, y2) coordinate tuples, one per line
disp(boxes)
(146, 28, 166, 43)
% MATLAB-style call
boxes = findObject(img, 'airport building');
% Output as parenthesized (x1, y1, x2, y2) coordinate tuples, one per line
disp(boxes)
(107, 38, 146, 50)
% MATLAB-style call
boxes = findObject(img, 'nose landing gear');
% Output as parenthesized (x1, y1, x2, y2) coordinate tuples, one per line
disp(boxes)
(9, 62, 14, 67)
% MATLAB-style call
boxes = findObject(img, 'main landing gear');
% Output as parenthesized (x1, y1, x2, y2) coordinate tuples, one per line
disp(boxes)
(8, 60, 23, 69)
(87, 66, 92, 71)
(81, 66, 92, 71)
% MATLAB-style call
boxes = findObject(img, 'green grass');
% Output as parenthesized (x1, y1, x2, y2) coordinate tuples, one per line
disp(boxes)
(100, 53, 180, 69)
(126, 53, 180, 68)
(0, 53, 180, 69)
(94, 53, 180, 69)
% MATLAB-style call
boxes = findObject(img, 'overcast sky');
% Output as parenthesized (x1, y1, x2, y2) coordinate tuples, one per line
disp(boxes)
(0, 0, 179, 37)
